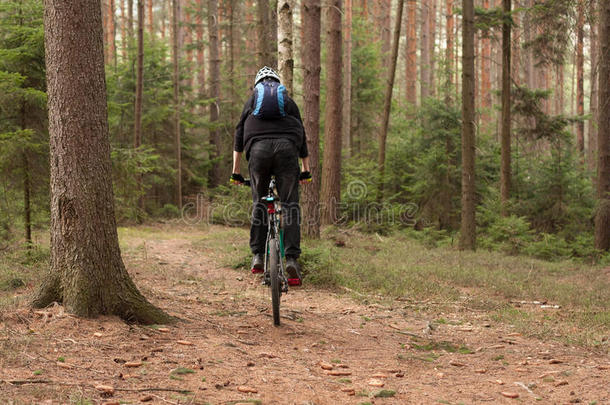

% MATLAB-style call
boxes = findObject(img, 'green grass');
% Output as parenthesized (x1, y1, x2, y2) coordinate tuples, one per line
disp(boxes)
(223, 226, 609, 347)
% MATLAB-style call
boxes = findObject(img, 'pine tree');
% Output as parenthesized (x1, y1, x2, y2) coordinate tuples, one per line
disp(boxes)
(33, 0, 170, 323)
(320, 0, 343, 225)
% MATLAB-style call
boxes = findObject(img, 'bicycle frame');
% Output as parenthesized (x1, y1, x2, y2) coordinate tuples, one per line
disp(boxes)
(262, 178, 288, 292)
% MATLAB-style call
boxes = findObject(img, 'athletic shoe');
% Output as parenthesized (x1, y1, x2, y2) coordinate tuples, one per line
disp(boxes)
(251, 254, 264, 274)
(285, 256, 302, 286)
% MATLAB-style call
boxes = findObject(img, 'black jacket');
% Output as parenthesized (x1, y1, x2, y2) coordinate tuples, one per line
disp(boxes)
(233, 89, 308, 159)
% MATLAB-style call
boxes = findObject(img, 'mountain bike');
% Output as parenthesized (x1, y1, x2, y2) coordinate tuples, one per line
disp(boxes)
(245, 177, 289, 326)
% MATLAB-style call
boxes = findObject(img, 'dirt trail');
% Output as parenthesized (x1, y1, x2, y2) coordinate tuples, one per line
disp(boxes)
(1, 229, 609, 404)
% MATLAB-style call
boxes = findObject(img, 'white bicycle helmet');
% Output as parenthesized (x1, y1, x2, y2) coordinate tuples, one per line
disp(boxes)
(254, 66, 281, 86)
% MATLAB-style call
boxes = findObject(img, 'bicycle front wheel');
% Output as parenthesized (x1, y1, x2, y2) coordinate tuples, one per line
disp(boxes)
(268, 237, 281, 326)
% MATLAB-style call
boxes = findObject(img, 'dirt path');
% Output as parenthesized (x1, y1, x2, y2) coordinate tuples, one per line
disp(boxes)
(1, 227, 609, 404)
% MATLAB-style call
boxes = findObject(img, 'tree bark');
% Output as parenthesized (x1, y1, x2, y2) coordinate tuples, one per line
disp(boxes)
(107, 0, 116, 63)
(135, 0, 144, 150)
(301, 0, 321, 237)
(459, 0, 476, 250)
(500, 0, 511, 215)
(120, 0, 127, 59)
(148, 0, 153, 36)
(208, 0, 221, 188)
(257, 0, 277, 67)
(378, 0, 405, 201)
(480, 0, 491, 110)
(320, 0, 342, 225)
(445, 0, 454, 97)
(381, 0, 392, 67)
(172, 0, 182, 207)
(34, 0, 171, 323)
(588, 2, 599, 171)
(23, 151, 31, 247)
(406, 0, 417, 106)
(278, 0, 294, 93)
(429, 0, 437, 96)
(577, 0, 585, 154)
(420, 0, 430, 100)
(196, 0, 205, 93)
(344, 0, 353, 155)
(595, 0, 610, 251)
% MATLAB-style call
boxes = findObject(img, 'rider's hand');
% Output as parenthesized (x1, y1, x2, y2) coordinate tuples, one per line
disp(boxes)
(230, 173, 245, 185)
(299, 171, 312, 184)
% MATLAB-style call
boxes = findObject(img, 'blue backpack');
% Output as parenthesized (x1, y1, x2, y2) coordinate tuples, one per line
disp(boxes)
(252, 80, 287, 120)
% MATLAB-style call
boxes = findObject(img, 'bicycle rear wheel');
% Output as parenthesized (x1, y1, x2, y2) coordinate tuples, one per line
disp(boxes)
(268, 238, 281, 326)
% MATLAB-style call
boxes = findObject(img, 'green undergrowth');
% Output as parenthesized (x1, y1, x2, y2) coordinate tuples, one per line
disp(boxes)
(0, 245, 48, 294)
(222, 225, 609, 348)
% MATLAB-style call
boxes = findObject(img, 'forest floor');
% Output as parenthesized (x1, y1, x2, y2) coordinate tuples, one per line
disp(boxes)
(0, 223, 609, 405)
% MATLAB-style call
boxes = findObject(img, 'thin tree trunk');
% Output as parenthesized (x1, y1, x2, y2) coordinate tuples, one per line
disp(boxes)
(108, 0, 116, 63)
(344, 0, 353, 155)
(128, 0, 134, 43)
(577, 0, 585, 154)
(34, 0, 171, 323)
(120, 0, 127, 59)
(301, 0, 321, 237)
(148, 0, 153, 36)
(208, 0, 221, 187)
(172, 0, 182, 207)
(420, 0, 430, 100)
(500, 0, 511, 215)
(381, 0, 392, 67)
(406, 0, 417, 106)
(481, 0, 491, 110)
(135, 0, 144, 150)
(185, 7, 193, 89)
(445, 0, 454, 97)
(429, 0, 437, 96)
(23, 151, 31, 247)
(378, 0, 405, 201)
(588, 2, 599, 171)
(459, 0, 476, 250)
(523, 0, 533, 89)
(278, 0, 294, 93)
(320, 0, 342, 225)
(595, 0, 610, 250)
(196, 0, 205, 93)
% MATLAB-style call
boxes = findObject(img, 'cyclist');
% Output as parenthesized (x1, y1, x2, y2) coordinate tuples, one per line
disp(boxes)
(230, 66, 311, 286)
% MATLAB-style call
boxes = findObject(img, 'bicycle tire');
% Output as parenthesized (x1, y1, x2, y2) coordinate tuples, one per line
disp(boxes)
(269, 238, 281, 326)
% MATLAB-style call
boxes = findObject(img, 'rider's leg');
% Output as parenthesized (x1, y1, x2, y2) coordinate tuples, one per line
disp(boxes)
(272, 139, 301, 259)
(248, 141, 273, 256)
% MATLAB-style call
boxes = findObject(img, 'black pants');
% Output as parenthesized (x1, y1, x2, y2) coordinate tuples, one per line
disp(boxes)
(248, 139, 301, 258)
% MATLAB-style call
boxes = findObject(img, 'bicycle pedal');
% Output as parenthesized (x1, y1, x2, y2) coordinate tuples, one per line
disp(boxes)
(287, 278, 302, 287)
(251, 267, 264, 274)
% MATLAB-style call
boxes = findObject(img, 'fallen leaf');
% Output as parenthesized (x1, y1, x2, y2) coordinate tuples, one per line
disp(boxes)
(93, 332, 103, 338)
(549, 359, 563, 364)
(157, 327, 170, 333)
(501, 391, 519, 398)
(125, 361, 143, 368)
(371, 373, 388, 378)
(177, 340, 194, 346)
(474, 369, 487, 374)
(237, 386, 258, 393)
(95, 385, 115, 395)
(450, 360, 465, 367)
(139, 395, 153, 402)
(56, 362, 72, 369)
(368, 378, 385, 387)
(319, 362, 333, 370)
(327, 370, 352, 376)
(555, 380, 568, 387)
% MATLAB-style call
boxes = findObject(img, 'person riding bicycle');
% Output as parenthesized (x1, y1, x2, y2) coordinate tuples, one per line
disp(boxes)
(230, 66, 311, 286)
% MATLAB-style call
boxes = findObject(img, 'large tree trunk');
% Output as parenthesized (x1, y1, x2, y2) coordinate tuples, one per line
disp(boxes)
(595, 0, 610, 251)
(344, 0, 353, 156)
(278, 0, 294, 93)
(500, 0, 511, 215)
(459, 0, 476, 250)
(429, 0, 437, 96)
(208, 0, 221, 188)
(378, 0, 405, 201)
(33, 0, 171, 323)
(301, 0, 321, 237)
(577, 0, 585, 154)
(257, 0, 277, 67)
(588, 2, 599, 171)
(172, 0, 182, 207)
(320, 0, 342, 225)
(406, 0, 417, 106)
